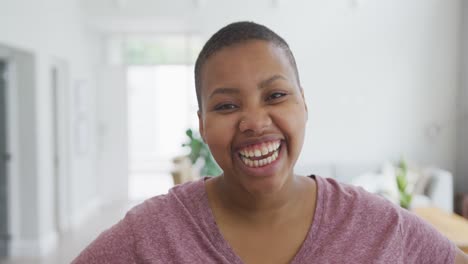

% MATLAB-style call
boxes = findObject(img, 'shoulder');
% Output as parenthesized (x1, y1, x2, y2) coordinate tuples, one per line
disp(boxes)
(397, 208, 457, 263)
(71, 207, 139, 263)
(313, 176, 456, 262)
(313, 175, 402, 245)
(307, 177, 402, 260)
(72, 179, 208, 263)
(316, 176, 399, 219)
(124, 178, 208, 232)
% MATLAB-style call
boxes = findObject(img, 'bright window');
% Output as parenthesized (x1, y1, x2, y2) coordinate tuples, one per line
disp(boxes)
(125, 35, 201, 200)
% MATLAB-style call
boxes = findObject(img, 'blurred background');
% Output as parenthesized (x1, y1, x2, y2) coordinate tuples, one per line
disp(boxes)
(1, 0, 468, 262)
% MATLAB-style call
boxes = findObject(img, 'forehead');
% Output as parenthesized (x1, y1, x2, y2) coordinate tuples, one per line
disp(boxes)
(200, 40, 296, 96)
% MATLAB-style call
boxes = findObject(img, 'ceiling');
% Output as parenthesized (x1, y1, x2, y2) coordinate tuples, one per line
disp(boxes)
(79, 0, 328, 33)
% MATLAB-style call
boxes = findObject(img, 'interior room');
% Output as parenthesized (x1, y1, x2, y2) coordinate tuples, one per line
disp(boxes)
(0, 0, 467, 262)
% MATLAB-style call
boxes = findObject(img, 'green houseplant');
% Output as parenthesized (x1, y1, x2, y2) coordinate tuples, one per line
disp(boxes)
(396, 159, 413, 209)
(182, 129, 222, 177)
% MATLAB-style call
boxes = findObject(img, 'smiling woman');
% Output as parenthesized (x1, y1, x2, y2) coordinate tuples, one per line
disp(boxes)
(72, 21, 467, 264)
(198, 40, 308, 200)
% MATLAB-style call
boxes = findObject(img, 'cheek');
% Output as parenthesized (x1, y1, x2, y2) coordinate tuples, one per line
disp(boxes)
(274, 105, 307, 145)
(276, 100, 306, 123)
(203, 116, 238, 158)
(293, 110, 307, 142)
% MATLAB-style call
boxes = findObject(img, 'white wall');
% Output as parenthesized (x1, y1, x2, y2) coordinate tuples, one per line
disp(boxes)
(84, 0, 461, 172)
(0, 0, 100, 256)
(457, 1, 468, 195)
(97, 66, 129, 205)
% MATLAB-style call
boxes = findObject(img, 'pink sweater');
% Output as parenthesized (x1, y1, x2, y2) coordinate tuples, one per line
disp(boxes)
(72, 176, 456, 263)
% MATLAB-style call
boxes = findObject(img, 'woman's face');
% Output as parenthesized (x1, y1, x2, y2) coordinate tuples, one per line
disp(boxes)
(198, 40, 308, 194)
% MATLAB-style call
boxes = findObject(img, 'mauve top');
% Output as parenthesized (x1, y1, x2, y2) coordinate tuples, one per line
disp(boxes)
(72, 176, 457, 263)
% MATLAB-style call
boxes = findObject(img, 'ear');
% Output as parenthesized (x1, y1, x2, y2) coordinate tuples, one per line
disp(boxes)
(197, 110, 206, 143)
(300, 87, 308, 121)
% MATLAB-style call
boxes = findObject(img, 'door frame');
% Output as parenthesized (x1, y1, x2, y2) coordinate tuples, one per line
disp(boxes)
(50, 58, 71, 233)
(0, 46, 20, 256)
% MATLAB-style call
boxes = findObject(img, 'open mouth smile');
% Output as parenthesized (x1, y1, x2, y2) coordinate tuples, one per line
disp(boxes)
(238, 140, 281, 168)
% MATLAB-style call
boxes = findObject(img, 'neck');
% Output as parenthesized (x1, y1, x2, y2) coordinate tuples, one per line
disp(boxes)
(214, 173, 305, 222)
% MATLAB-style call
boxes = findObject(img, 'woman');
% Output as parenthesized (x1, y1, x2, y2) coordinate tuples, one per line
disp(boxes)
(73, 21, 468, 264)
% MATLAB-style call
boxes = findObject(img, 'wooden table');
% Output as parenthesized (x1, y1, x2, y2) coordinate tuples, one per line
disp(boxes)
(413, 207, 468, 253)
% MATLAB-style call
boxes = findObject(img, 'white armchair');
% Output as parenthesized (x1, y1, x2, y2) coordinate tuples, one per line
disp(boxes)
(421, 168, 454, 212)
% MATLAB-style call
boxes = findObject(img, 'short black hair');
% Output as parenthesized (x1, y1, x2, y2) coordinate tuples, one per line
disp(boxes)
(194, 21, 301, 110)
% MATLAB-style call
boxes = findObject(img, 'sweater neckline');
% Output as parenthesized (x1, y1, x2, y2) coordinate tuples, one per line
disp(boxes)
(197, 175, 325, 263)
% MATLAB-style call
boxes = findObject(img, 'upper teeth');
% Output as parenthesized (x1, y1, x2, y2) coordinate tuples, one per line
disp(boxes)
(239, 141, 281, 158)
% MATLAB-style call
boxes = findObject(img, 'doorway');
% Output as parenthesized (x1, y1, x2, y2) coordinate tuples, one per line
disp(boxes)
(127, 65, 198, 200)
(0, 59, 9, 256)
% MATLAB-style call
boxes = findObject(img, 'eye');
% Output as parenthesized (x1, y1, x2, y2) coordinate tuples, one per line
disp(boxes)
(214, 103, 238, 112)
(267, 92, 287, 101)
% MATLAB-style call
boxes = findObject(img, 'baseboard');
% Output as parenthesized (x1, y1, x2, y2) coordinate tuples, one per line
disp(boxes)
(0, 238, 8, 257)
(70, 197, 102, 229)
(10, 230, 58, 257)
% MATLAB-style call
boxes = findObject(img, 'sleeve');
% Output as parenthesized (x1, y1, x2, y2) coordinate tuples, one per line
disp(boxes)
(71, 214, 138, 264)
(400, 209, 457, 264)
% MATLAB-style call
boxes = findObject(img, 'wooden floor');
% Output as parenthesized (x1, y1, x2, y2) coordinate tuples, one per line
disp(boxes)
(413, 207, 468, 254)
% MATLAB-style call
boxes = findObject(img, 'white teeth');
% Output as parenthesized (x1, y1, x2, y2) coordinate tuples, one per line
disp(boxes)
(261, 145, 269, 155)
(238, 140, 282, 167)
(254, 149, 261, 157)
(268, 144, 273, 152)
(240, 150, 279, 168)
(267, 156, 272, 164)
(240, 141, 280, 157)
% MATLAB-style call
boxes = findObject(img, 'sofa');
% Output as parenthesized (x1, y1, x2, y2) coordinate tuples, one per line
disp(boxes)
(294, 162, 454, 212)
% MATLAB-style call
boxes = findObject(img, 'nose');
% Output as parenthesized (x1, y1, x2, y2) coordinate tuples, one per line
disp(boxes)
(239, 107, 272, 135)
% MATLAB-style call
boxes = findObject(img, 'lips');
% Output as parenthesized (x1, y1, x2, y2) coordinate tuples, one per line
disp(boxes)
(238, 140, 281, 168)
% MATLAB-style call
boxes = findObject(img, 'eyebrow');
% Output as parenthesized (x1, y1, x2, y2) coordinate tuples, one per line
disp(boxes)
(258, 74, 288, 88)
(208, 87, 240, 99)
(208, 74, 288, 99)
